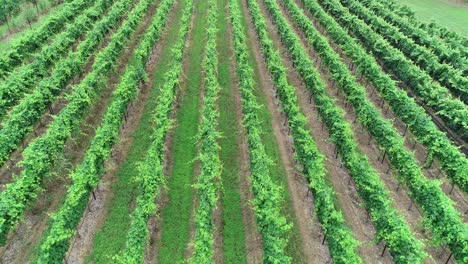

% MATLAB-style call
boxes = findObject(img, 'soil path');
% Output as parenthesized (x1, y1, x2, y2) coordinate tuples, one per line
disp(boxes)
(308, 5, 468, 219)
(230, 65, 264, 264)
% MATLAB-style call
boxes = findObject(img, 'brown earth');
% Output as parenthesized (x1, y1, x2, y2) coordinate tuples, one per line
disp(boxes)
(256, 0, 395, 262)
(298, 0, 468, 219)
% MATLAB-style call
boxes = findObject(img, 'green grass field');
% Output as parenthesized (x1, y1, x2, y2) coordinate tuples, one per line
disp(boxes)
(394, 0, 468, 36)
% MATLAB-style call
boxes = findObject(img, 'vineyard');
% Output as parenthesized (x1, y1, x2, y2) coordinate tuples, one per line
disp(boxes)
(0, 0, 466, 263)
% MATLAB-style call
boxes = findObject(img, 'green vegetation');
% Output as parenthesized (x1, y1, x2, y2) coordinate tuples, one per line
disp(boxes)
(0, 0, 114, 119)
(254, 0, 426, 261)
(0, 0, 137, 246)
(37, 0, 176, 262)
(0, 0, 93, 77)
(87, 0, 190, 262)
(229, 0, 292, 261)
(300, 0, 468, 206)
(360, 0, 468, 76)
(341, 0, 468, 104)
(394, 0, 468, 36)
(115, 1, 193, 262)
(0, 0, 61, 39)
(0, 0, 465, 263)
(317, 0, 468, 140)
(190, 0, 222, 261)
(216, 0, 248, 262)
(288, 0, 466, 262)
(157, 0, 206, 262)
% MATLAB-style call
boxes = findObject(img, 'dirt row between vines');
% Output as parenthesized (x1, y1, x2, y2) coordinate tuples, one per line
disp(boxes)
(252, 0, 394, 262)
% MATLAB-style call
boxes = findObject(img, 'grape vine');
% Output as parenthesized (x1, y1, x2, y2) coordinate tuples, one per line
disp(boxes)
(0, 0, 146, 246)
(254, 0, 426, 261)
(115, 0, 193, 262)
(0, 0, 115, 120)
(282, 0, 467, 261)
(0, 0, 93, 78)
(37, 0, 175, 262)
(316, 0, 468, 140)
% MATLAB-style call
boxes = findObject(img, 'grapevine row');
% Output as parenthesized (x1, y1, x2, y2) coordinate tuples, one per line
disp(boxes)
(373, 0, 468, 53)
(116, 0, 193, 262)
(254, 0, 427, 262)
(0, 0, 93, 79)
(360, 0, 467, 76)
(0, 0, 135, 170)
(316, 0, 468, 140)
(37, 0, 176, 262)
(190, 0, 222, 261)
(235, 0, 362, 262)
(0, 0, 115, 120)
(282, 0, 467, 261)
(229, 0, 294, 261)
(339, 0, 468, 103)
(0, 0, 146, 246)
(299, 0, 468, 198)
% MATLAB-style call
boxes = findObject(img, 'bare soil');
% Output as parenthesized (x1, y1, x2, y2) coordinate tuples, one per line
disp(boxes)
(256, 0, 395, 262)
(296, 1, 468, 216)
(230, 70, 264, 264)
(270, 3, 394, 263)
